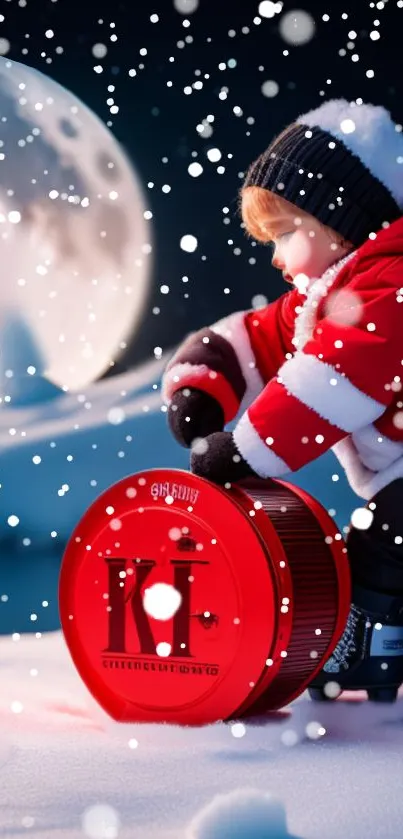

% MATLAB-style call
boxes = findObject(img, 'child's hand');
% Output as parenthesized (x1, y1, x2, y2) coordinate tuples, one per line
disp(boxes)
(190, 430, 257, 484)
(167, 387, 225, 448)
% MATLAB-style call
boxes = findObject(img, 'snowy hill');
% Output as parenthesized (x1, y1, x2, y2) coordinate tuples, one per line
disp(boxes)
(1, 629, 403, 839)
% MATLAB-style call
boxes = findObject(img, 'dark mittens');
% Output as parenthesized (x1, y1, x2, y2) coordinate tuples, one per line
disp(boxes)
(167, 387, 225, 448)
(190, 430, 256, 485)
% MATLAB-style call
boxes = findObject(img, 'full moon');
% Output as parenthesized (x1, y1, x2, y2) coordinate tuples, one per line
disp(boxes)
(0, 57, 152, 390)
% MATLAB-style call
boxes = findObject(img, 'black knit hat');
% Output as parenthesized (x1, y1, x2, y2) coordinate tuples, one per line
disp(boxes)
(244, 99, 403, 247)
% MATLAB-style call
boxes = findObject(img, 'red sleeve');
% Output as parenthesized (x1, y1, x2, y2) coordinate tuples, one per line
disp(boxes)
(244, 286, 305, 382)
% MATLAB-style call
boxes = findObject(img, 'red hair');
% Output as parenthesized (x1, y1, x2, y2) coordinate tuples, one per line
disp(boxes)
(239, 185, 352, 248)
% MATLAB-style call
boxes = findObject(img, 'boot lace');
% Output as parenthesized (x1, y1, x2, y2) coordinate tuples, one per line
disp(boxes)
(324, 604, 364, 673)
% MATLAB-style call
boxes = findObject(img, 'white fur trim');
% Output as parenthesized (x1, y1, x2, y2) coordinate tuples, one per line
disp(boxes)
(296, 98, 403, 210)
(332, 437, 403, 501)
(161, 362, 212, 404)
(351, 424, 403, 472)
(293, 250, 357, 350)
(233, 411, 291, 478)
(210, 311, 265, 414)
(361, 455, 403, 499)
(278, 352, 385, 432)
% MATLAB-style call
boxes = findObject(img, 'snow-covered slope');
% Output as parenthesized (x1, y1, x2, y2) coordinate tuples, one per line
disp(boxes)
(1, 630, 402, 839)
(0, 352, 181, 540)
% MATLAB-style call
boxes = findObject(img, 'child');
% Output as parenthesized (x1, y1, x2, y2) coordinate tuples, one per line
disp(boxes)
(162, 98, 403, 702)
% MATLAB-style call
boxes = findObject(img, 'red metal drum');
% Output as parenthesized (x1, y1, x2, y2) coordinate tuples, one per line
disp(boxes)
(59, 468, 351, 726)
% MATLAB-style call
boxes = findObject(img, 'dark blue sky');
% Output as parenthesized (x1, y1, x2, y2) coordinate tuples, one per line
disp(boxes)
(1, 0, 402, 373)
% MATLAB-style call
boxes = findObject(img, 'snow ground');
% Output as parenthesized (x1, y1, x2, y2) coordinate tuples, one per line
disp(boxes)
(1, 630, 403, 839)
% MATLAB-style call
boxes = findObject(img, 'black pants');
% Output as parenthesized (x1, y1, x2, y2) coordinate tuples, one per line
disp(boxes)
(347, 479, 403, 597)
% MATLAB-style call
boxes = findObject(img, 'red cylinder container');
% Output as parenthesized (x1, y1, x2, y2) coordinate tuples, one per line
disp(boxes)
(59, 468, 351, 726)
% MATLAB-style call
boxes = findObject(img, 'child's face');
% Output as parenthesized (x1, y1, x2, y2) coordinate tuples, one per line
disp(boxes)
(261, 211, 351, 290)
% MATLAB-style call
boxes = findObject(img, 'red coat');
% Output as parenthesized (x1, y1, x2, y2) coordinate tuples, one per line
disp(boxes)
(162, 216, 403, 500)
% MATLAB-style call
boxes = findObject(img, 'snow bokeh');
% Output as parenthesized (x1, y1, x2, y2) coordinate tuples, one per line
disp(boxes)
(143, 583, 183, 622)
(82, 804, 121, 839)
(279, 10, 316, 46)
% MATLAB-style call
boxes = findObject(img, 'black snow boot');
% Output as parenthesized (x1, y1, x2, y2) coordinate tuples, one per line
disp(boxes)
(308, 584, 403, 703)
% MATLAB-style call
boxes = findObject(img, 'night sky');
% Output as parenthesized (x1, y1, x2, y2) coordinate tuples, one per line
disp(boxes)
(1, 0, 402, 375)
